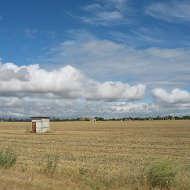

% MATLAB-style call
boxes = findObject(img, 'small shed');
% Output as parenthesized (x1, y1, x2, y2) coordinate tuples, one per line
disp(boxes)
(31, 117, 50, 133)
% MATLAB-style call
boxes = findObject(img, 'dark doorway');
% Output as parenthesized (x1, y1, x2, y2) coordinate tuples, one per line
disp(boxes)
(32, 122, 36, 133)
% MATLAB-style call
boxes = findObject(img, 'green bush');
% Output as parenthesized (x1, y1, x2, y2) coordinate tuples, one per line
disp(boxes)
(144, 159, 176, 189)
(43, 153, 59, 176)
(0, 147, 17, 168)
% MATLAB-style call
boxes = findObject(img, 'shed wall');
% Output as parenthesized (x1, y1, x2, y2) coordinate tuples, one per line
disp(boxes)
(41, 119, 50, 133)
(32, 119, 50, 133)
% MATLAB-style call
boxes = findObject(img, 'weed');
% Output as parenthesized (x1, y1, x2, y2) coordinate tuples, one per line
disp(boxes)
(0, 147, 17, 168)
(79, 167, 88, 176)
(43, 153, 59, 177)
(144, 159, 176, 189)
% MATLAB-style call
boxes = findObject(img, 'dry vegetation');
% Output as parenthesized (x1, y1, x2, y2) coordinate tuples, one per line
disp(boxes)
(0, 120, 190, 190)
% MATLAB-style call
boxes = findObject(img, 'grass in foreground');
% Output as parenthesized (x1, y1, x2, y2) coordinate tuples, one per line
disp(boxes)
(0, 147, 17, 168)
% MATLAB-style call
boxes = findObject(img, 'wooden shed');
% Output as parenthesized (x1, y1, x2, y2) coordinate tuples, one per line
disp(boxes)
(31, 117, 50, 133)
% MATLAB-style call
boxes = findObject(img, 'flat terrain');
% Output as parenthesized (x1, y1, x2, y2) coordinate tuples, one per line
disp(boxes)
(0, 120, 190, 190)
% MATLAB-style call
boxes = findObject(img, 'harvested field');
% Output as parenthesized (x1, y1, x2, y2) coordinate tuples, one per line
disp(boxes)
(0, 120, 190, 190)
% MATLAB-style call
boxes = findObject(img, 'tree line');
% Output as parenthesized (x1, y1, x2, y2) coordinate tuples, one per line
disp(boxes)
(0, 115, 190, 122)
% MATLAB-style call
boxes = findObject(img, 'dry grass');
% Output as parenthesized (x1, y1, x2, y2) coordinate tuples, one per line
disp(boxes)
(0, 120, 190, 189)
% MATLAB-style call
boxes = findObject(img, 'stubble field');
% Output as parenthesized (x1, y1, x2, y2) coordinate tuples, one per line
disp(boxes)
(0, 120, 190, 190)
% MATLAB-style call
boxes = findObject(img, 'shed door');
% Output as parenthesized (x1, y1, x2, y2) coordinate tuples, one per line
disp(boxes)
(32, 122, 36, 133)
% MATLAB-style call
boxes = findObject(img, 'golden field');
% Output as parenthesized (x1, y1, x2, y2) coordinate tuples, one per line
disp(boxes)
(0, 120, 190, 190)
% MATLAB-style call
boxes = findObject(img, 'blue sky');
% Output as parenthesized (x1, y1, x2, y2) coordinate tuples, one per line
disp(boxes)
(0, 0, 190, 118)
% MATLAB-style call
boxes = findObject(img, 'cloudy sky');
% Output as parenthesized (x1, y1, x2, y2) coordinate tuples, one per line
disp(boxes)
(0, 0, 190, 118)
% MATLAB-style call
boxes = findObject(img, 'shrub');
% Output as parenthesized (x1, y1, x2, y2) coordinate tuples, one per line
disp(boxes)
(43, 153, 59, 177)
(144, 159, 176, 189)
(0, 147, 17, 168)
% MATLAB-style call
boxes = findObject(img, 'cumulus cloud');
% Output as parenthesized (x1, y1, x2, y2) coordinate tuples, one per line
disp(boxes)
(0, 97, 147, 118)
(0, 61, 146, 101)
(1, 95, 189, 118)
(85, 81, 145, 100)
(47, 33, 190, 90)
(152, 88, 190, 104)
(0, 62, 29, 81)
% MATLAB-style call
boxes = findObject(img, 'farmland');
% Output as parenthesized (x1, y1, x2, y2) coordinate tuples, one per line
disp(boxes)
(0, 120, 190, 190)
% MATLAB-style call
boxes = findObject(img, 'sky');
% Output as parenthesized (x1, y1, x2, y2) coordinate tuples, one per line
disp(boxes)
(0, 0, 190, 118)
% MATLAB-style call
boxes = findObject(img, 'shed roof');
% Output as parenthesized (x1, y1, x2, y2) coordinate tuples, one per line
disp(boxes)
(31, 116, 50, 120)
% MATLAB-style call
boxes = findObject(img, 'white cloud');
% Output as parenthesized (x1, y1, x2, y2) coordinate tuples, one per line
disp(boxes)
(1, 95, 189, 118)
(41, 33, 190, 116)
(145, 1, 190, 23)
(85, 81, 145, 100)
(0, 62, 29, 81)
(79, 0, 129, 25)
(47, 34, 190, 90)
(0, 61, 145, 101)
(1, 31, 190, 117)
(146, 48, 187, 59)
(112, 102, 148, 112)
(151, 88, 190, 116)
(0, 97, 145, 118)
(0, 97, 21, 107)
(152, 88, 190, 104)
